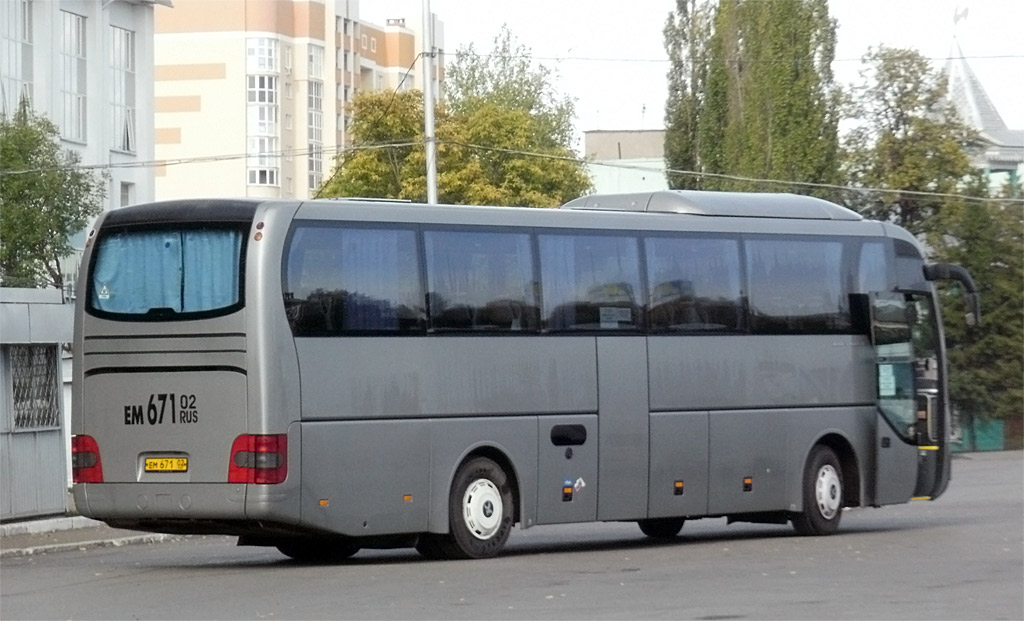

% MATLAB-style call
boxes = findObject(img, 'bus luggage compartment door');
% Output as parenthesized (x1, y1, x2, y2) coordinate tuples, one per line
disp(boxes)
(536, 415, 597, 524)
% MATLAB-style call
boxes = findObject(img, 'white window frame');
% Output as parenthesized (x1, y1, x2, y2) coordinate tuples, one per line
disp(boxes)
(246, 37, 278, 73)
(60, 11, 87, 142)
(308, 44, 324, 80)
(1, 0, 34, 116)
(110, 26, 136, 153)
(308, 80, 323, 190)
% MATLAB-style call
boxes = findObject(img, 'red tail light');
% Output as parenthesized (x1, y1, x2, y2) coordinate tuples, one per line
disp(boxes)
(72, 435, 104, 483)
(228, 434, 288, 484)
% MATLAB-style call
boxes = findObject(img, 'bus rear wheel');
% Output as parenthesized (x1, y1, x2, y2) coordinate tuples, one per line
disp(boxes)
(276, 538, 360, 563)
(792, 445, 843, 536)
(638, 517, 685, 539)
(432, 456, 514, 560)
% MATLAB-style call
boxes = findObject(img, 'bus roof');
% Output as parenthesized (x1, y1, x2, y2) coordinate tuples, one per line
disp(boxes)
(561, 191, 863, 221)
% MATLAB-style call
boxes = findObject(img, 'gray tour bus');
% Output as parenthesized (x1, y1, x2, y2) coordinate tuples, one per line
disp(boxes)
(70, 190, 978, 561)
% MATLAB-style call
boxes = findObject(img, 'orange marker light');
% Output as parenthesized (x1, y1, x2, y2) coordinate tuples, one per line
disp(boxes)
(403, 495, 413, 502)
(319, 499, 329, 506)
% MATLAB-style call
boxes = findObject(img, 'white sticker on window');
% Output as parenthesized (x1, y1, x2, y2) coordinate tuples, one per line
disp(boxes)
(878, 364, 896, 397)
(599, 306, 632, 328)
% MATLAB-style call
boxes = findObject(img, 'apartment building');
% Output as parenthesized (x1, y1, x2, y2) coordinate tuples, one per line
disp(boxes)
(153, 0, 444, 201)
(2, 0, 165, 291)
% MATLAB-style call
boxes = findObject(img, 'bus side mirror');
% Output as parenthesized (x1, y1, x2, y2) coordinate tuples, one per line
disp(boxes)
(923, 262, 980, 327)
(965, 292, 980, 327)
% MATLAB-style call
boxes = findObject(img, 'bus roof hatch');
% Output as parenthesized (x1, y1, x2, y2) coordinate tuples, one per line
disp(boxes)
(560, 190, 863, 221)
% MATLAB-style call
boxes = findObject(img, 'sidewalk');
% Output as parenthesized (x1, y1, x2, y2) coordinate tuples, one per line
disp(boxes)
(0, 515, 179, 558)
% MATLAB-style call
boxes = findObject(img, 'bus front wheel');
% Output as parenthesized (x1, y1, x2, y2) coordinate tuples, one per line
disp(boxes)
(791, 445, 843, 536)
(442, 456, 515, 559)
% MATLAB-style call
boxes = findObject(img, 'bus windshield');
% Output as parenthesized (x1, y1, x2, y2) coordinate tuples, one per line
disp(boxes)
(88, 227, 244, 318)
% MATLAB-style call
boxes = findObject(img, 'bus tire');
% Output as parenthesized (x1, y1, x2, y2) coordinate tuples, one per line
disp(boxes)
(637, 517, 685, 539)
(414, 533, 448, 560)
(276, 538, 359, 563)
(444, 456, 515, 559)
(792, 445, 843, 536)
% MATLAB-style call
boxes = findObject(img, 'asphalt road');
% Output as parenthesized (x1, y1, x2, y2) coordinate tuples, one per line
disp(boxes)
(2, 451, 1021, 620)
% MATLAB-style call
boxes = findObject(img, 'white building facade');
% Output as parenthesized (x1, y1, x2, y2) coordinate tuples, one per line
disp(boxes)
(2, 0, 165, 293)
(1, 0, 164, 210)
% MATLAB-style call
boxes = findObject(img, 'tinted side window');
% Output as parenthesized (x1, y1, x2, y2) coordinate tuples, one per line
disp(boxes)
(424, 229, 538, 332)
(746, 238, 850, 334)
(645, 235, 744, 332)
(283, 224, 423, 336)
(539, 233, 643, 331)
(857, 240, 888, 292)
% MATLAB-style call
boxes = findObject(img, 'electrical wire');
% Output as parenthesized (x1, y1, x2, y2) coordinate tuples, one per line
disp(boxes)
(3, 136, 1020, 206)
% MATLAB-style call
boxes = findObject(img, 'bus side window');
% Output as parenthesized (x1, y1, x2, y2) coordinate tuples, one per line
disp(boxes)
(746, 237, 851, 335)
(644, 235, 743, 333)
(424, 229, 538, 333)
(283, 225, 422, 336)
(539, 233, 643, 331)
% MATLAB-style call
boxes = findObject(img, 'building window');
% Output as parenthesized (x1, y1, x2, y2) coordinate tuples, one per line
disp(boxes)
(7, 345, 60, 431)
(361, 34, 367, 49)
(1, 0, 34, 116)
(370, 37, 376, 52)
(110, 26, 136, 153)
(247, 70, 279, 187)
(308, 80, 323, 190)
(247, 136, 279, 186)
(247, 74, 277, 104)
(120, 181, 133, 207)
(308, 44, 323, 80)
(246, 37, 278, 73)
(248, 102, 277, 135)
(60, 11, 87, 142)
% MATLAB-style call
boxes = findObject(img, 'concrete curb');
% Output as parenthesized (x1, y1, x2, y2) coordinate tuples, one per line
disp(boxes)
(0, 515, 101, 537)
(0, 533, 182, 558)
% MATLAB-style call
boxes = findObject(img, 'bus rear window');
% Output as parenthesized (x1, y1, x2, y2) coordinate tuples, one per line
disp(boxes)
(88, 228, 244, 319)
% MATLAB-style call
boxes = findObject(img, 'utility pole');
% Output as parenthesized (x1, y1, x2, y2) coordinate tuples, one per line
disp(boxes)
(422, 0, 438, 204)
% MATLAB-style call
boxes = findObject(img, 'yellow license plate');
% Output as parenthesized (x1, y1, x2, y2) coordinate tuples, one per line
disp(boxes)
(145, 457, 188, 472)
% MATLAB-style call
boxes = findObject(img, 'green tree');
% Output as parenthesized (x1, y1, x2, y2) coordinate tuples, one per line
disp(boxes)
(445, 26, 576, 149)
(0, 101, 105, 289)
(320, 27, 590, 207)
(843, 46, 1022, 432)
(841, 46, 978, 234)
(663, 0, 840, 194)
(931, 198, 1023, 429)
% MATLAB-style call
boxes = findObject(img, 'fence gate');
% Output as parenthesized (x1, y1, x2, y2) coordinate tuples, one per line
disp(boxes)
(1, 289, 72, 521)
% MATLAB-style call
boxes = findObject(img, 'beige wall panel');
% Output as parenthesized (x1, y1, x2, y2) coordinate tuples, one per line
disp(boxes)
(246, 0, 293, 35)
(383, 32, 416, 68)
(155, 164, 167, 178)
(156, 96, 202, 113)
(155, 0, 246, 33)
(292, 2, 326, 40)
(155, 64, 227, 81)
(155, 128, 182, 144)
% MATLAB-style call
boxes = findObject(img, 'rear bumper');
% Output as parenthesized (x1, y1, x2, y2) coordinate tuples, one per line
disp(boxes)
(74, 482, 311, 536)
(75, 482, 246, 522)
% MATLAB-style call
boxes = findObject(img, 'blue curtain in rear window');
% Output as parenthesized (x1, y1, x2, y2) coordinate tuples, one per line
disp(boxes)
(91, 230, 241, 314)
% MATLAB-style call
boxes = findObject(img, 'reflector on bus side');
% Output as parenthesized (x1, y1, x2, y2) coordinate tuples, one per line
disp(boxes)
(72, 435, 104, 483)
(228, 434, 288, 484)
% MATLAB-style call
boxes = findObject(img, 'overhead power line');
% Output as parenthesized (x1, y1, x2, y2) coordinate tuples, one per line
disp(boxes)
(3, 139, 1019, 206)
(440, 50, 1024, 65)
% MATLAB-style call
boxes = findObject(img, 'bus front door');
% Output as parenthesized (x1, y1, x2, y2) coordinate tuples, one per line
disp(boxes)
(870, 292, 950, 504)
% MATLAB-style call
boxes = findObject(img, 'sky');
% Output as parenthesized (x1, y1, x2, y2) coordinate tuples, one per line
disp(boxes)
(362, 0, 1024, 148)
